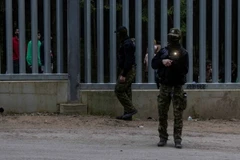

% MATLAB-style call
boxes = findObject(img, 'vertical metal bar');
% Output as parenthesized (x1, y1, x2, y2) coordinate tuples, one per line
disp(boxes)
(135, 0, 142, 83)
(238, 0, 240, 82)
(67, 0, 80, 101)
(199, 0, 206, 83)
(56, 0, 64, 73)
(212, 0, 219, 83)
(148, 0, 155, 83)
(122, 0, 129, 30)
(174, 0, 181, 29)
(84, 0, 91, 83)
(161, 0, 168, 47)
(31, 0, 38, 73)
(186, 0, 193, 83)
(18, 0, 26, 73)
(225, 0, 232, 83)
(110, 0, 116, 83)
(44, 0, 51, 73)
(6, 0, 13, 74)
(97, 0, 104, 83)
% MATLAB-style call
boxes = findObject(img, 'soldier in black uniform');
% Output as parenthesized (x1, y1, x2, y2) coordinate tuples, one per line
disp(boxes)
(151, 28, 189, 148)
(114, 26, 138, 121)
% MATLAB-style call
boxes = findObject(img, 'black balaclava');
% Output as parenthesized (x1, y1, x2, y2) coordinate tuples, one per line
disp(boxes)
(168, 28, 181, 48)
(168, 28, 182, 60)
(115, 26, 128, 42)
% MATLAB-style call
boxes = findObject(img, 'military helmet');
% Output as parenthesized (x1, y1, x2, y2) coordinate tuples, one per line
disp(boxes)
(168, 28, 181, 41)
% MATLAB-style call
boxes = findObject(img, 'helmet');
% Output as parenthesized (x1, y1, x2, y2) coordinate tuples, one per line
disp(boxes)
(168, 28, 181, 42)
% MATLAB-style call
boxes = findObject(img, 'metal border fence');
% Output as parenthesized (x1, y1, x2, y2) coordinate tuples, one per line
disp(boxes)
(3, 0, 67, 80)
(2, 0, 240, 101)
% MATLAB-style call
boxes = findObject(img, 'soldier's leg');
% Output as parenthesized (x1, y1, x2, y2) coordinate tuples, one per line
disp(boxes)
(172, 86, 186, 146)
(115, 68, 136, 113)
(158, 85, 172, 140)
(126, 86, 132, 101)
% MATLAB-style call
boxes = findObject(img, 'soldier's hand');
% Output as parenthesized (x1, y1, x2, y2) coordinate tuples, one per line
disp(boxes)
(162, 59, 173, 67)
(119, 75, 126, 83)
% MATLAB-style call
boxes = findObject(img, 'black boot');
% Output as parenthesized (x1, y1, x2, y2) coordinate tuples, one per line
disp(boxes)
(157, 138, 167, 147)
(116, 111, 132, 121)
(122, 109, 138, 119)
(0, 107, 4, 113)
(116, 115, 132, 121)
(175, 139, 182, 149)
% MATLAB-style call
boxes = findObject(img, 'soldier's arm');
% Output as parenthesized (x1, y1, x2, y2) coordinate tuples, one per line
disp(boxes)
(122, 43, 134, 77)
(182, 52, 189, 75)
(151, 49, 165, 70)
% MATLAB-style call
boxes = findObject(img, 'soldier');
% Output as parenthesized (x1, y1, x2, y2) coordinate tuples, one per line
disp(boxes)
(151, 28, 189, 148)
(114, 26, 138, 121)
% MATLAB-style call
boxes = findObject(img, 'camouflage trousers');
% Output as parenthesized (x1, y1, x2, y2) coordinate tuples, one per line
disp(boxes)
(115, 67, 136, 113)
(157, 84, 187, 141)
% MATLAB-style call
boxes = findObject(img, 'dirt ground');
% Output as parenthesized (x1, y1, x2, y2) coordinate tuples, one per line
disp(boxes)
(0, 114, 240, 160)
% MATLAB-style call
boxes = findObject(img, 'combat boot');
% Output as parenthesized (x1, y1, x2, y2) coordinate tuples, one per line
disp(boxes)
(0, 107, 4, 113)
(116, 115, 132, 121)
(175, 139, 182, 149)
(122, 109, 138, 119)
(157, 138, 167, 147)
(116, 112, 132, 121)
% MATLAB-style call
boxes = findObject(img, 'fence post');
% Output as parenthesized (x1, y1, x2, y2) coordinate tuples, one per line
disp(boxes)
(97, 0, 104, 83)
(67, 0, 80, 102)
(56, 0, 64, 73)
(147, 0, 155, 83)
(135, 0, 142, 83)
(225, 0, 232, 83)
(5, 0, 13, 74)
(18, 0, 26, 73)
(161, 0, 168, 48)
(199, 0, 206, 83)
(186, 0, 193, 83)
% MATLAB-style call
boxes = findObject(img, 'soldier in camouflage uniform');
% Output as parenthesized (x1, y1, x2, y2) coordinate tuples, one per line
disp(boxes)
(114, 26, 138, 121)
(151, 28, 189, 148)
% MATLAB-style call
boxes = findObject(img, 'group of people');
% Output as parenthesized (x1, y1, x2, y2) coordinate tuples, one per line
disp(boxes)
(12, 28, 53, 74)
(193, 60, 238, 83)
(114, 26, 189, 149)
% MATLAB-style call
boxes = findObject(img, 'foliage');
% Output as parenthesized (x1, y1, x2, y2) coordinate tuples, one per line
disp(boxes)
(142, 7, 148, 22)
(79, 0, 122, 12)
(168, 0, 187, 35)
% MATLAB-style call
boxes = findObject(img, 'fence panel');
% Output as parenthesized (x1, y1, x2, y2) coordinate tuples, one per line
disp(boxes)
(2, 0, 240, 90)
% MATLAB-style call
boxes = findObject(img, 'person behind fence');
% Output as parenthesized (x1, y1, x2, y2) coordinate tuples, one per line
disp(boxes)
(114, 26, 138, 121)
(40, 36, 54, 73)
(26, 31, 42, 73)
(12, 28, 20, 73)
(206, 60, 212, 83)
(151, 28, 189, 149)
(144, 40, 161, 87)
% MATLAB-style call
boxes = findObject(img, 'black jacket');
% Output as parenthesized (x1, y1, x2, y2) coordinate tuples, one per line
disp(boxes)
(117, 37, 136, 76)
(151, 45, 189, 85)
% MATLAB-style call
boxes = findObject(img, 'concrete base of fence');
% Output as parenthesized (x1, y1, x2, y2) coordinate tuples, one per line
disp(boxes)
(80, 89, 240, 120)
(0, 81, 68, 113)
(59, 103, 87, 115)
(1, 81, 240, 120)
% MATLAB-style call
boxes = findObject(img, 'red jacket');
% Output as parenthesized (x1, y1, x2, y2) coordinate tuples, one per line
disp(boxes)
(12, 37, 19, 60)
